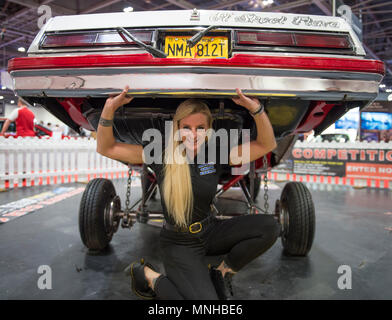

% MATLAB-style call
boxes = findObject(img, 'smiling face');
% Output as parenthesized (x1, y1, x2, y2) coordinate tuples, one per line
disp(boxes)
(178, 112, 209, 155)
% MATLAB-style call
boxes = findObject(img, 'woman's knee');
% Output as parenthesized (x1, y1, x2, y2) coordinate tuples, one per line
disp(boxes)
(247, 214, 281, 240)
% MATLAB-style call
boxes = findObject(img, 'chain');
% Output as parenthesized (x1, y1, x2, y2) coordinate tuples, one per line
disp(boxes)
(125, 167, 132, 213)
(263, 155, 269, 214)
(120, 166, 134, 229)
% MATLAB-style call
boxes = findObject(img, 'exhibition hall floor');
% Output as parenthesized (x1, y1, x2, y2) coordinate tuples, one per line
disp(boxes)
(0, 179, 391, 300)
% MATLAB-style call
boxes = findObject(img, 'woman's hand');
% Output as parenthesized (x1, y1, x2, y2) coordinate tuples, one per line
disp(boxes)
(104, 85, 133, 112)
(231, 88, 260, 113)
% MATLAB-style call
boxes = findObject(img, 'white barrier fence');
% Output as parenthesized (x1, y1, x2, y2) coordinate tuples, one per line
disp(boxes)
(0, 136, 131, 190)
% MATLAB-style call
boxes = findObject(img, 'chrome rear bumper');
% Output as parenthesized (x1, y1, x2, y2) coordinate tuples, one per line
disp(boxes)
(11, 65, 382, 101)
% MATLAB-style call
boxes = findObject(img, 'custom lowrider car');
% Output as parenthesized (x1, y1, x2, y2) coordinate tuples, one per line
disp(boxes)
(7, 9, 384, 254)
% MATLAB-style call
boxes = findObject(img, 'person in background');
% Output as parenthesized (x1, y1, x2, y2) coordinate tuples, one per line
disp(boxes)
(0, 99, 36, 137)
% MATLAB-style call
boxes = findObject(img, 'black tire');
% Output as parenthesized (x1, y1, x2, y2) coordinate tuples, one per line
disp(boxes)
(245, 173, 261, 201)
(79, 178, 118, 251)
(280, 182, 315, 256)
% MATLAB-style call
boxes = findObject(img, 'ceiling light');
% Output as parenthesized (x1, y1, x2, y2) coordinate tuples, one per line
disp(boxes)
(258, 0, 274, 7)
(0, 96, 4, 99)
(1, 86, 6, 90)
(388, 94, 392, 101)
(10, 100, 15, 104)
(17, 47, 26, 52)
(123, 6, 133, 12)
(379, 84, 386, 88)
(386, 88, 392, 93)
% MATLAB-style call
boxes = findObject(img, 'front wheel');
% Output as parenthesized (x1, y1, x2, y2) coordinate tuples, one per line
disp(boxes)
(279, 182, 315, 256)
(79, 178, 121, 251)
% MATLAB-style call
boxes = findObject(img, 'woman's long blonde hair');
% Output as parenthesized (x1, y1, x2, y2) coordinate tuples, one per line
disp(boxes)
(162, 99, 213, 228)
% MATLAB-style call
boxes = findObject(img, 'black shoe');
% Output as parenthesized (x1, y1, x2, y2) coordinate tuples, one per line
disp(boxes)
(209, 266, 234, 300)
(125, 258, 157, 300)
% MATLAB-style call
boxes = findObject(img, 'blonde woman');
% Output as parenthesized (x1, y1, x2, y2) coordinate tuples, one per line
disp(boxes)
(97, 86, 280, 300)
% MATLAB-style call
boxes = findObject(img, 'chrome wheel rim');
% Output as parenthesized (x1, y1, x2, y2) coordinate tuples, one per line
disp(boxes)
(104, 195, 121, 237)
(280, 201, 290, 241)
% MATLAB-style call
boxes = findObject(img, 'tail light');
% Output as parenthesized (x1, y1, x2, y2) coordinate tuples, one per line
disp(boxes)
(40, 30, 153, 49)
(236, 31, 352, 50)
(295, 34, 351, 49)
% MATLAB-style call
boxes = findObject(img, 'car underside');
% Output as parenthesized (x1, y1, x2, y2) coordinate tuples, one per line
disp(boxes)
(7, 9, 385, 169)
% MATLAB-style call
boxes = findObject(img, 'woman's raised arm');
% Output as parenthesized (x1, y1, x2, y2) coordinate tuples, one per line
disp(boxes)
(96, 86, 144, 165)
(230, 88, 277, 166)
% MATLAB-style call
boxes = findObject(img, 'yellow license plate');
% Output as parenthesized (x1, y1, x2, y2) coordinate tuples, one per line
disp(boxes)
(165, 36, 228, 59)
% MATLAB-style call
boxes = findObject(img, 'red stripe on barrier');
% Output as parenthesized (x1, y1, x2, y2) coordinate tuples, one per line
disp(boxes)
(385, 180, 389, 188)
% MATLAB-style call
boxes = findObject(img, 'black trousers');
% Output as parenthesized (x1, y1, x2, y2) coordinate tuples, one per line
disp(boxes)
(154, 214, 281, 300)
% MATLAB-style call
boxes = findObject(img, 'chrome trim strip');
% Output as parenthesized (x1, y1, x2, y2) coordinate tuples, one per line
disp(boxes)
(10, 67, 383, 82)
